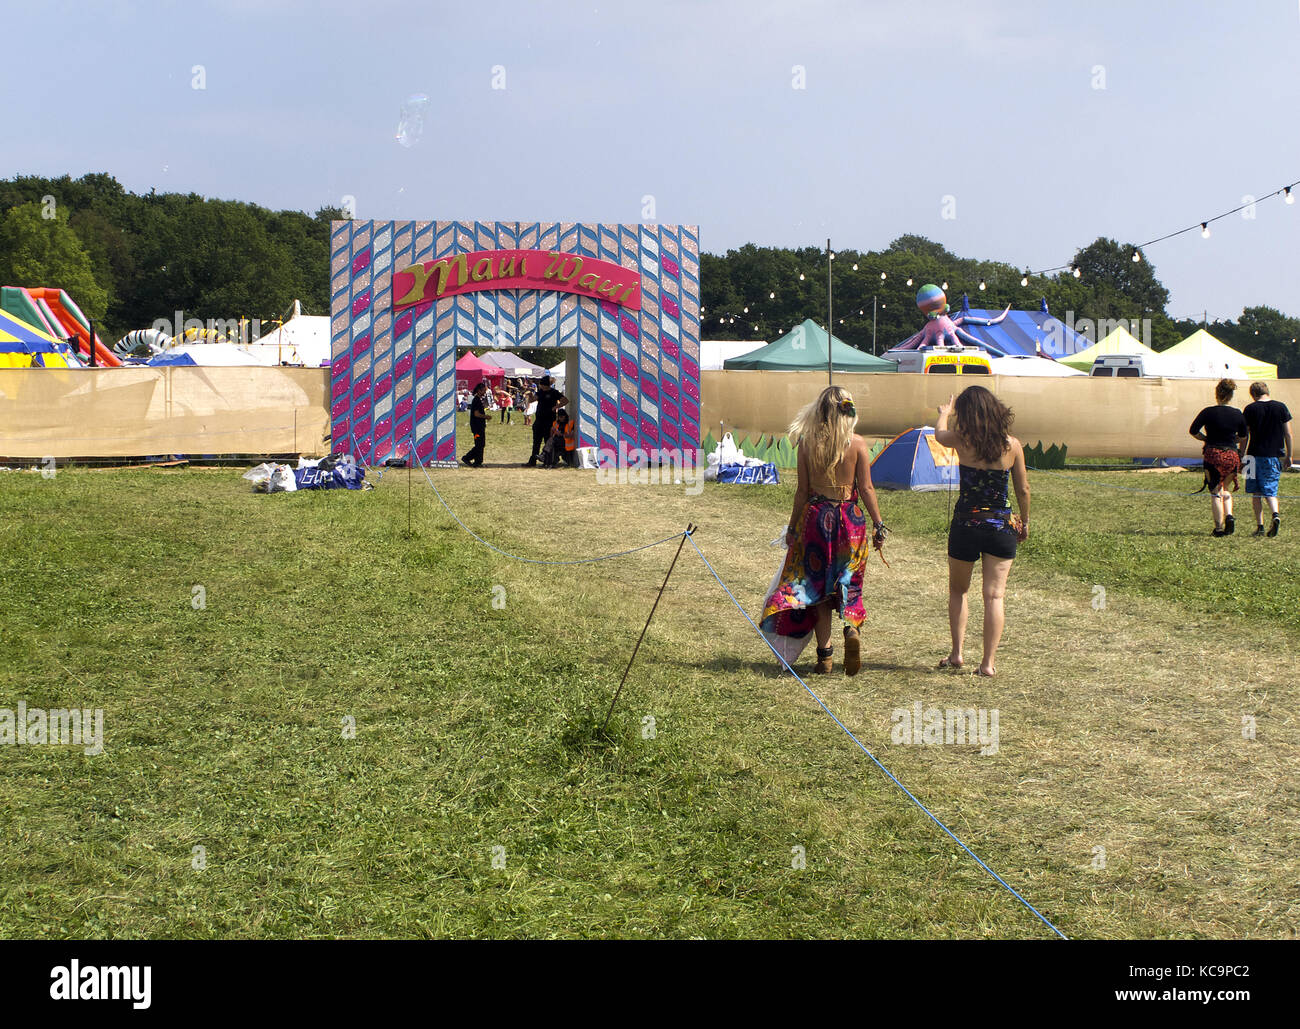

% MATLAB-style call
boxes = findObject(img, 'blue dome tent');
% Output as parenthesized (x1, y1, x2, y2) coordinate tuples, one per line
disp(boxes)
(870, 426, 959, 491)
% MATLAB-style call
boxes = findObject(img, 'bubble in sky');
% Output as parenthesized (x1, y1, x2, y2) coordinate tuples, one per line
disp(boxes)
(395, 94, 428, 148)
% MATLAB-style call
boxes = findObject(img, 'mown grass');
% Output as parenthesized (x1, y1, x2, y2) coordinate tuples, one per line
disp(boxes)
(0, 418, 1295, 938)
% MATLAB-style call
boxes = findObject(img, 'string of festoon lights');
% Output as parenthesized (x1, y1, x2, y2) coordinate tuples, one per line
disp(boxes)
(704, 177, 1300, 334)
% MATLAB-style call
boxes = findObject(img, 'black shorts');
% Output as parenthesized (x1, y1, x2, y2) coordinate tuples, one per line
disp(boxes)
(948, 521, 1018, 562)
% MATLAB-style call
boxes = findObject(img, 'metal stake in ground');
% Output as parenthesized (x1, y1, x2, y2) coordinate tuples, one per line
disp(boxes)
(601, 524, 696, 735)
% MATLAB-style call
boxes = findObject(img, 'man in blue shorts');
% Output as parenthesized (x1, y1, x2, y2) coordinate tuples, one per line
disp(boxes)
(1242, 382, 1293, 537)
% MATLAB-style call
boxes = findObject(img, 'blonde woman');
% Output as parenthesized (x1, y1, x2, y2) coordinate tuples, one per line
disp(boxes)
(762, 386, 887, 675)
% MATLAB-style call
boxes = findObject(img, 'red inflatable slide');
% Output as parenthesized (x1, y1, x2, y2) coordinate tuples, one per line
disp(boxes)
(26, 287, 121, 366)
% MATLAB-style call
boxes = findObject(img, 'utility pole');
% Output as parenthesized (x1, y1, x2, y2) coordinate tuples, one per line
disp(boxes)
(826, 238, 833, 386)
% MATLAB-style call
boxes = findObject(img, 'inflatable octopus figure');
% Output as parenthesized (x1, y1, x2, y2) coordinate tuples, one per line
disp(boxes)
(895, 284, 1010, 350)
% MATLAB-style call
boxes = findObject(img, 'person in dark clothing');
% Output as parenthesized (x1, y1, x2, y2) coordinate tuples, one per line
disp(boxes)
(461, 382, 487, 468)
(1189, 378, 1248, 536)
(1242, 381, 1294, 536)
(524, 375, 566, 467)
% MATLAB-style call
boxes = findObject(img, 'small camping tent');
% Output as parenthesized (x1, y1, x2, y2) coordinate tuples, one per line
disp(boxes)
(1161, 329, 1277, 380)
(1060, 326, 1157, 372)
(870, 426, 958, 491)
(455, 352, 506, 390)
(723, 320, 895, 371)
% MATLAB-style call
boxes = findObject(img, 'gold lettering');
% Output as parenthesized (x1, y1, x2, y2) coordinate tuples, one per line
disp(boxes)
(543, 251, 583, 283)
(577, 272, 600, 290)
(395, 262, 436, 306)
(596, 279, 619, 298)
(426, 254, 468, 297)
(561, 256, 583, 282)
(498, 256, 519, 278)
(615, 284, 637, 305)
(472, 257, 494, 282)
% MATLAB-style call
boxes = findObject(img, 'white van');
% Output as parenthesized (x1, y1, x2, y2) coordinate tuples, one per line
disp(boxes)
(1091, 352, 1244, 379)
(1089, 355, 1146, 377)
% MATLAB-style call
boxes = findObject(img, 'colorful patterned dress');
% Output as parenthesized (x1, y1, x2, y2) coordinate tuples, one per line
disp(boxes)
(761, 484, 868, 642)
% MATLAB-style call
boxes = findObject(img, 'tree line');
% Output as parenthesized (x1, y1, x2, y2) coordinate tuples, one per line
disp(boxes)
(0, 173, 1296, 374)
(0, 173, 340, 344)
(701, 235, 1300, 376)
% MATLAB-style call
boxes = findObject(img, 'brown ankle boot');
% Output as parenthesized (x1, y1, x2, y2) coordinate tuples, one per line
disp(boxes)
(814, 645, 833, 674)
(843, 626, 861, 676)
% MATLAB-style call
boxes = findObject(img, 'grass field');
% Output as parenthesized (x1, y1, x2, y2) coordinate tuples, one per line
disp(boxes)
(1, 416, 1297, 939)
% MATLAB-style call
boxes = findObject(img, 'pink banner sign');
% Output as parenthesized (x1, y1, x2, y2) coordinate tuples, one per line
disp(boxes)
(393, 249, 641, 312)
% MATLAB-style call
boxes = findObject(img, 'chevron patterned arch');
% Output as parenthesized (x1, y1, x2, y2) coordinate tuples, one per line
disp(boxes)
(330, 220, 701, 467)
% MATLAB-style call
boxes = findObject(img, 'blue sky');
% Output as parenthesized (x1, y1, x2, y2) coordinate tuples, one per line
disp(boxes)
(4, 0, 1298, 319)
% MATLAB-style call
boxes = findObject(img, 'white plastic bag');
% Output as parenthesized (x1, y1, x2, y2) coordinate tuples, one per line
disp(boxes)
(243, 462, 297, 493)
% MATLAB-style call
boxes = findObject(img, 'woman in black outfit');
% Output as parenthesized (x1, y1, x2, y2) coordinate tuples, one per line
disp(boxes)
(1189, 378, 1248, 537)
(934, 386, 1030, 678)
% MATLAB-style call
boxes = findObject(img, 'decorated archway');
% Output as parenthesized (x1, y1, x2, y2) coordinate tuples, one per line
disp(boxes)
(329, 221, 702, 466)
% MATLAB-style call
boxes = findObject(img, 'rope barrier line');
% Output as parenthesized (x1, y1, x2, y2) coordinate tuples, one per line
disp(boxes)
(684, 533, 1070, 941)
(373, 432, 1067, 936)
(1027, 466, 1300, 499)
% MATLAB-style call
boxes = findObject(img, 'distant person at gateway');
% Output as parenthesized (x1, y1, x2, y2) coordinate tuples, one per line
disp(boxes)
(461, 381, 487, 468)
(1189, 378, 1248, 537)
(1242, 381, 1293, 537)
(525, 375, 566, 467)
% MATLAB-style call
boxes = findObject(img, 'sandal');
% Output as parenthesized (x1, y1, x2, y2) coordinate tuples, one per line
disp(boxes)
(843, 626, 861, 676)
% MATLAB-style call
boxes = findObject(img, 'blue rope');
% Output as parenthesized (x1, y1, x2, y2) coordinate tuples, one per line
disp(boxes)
(685, 534, 1070, 941)
(408, 444, 685, 566)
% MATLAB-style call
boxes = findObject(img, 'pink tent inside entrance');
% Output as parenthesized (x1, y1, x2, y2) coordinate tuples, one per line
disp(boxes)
(455, 351, 506, 390)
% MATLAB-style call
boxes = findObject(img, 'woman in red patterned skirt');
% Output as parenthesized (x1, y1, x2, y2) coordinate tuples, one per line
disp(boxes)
(762, 386, 887, 676)
(1189, 378, 1249, 537)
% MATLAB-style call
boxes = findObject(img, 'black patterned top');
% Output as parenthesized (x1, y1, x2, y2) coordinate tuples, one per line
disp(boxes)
(954, 465, 1013, 532)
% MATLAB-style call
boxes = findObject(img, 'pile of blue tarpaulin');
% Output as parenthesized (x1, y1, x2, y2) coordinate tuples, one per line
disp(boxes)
(244, 457, 369, 493)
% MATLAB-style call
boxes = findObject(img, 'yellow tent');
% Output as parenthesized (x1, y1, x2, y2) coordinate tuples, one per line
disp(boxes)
(1060, 326, 1158, 372)
(1162, 329, 1276, 380)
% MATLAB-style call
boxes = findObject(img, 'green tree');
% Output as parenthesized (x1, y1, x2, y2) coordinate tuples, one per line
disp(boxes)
(0, 202, 108, 321)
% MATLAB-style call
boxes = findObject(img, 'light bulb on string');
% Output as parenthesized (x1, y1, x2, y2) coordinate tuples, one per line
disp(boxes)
(799, 273, 805, 281)
(1131, 249, 1141, 262)
(769, 291, 775, 299)
(941, 281, 948, 290)
(880, 272, 887, 281)
(978, 279, 986, 291)
(851, 263, 858, 271)
(742, 306, 749, 313)
(1286, 187, 1295, 205)
(1201, 222, 1210, 238)
(1020, 272, 1029, 286)
(905, 277, 913, 286)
